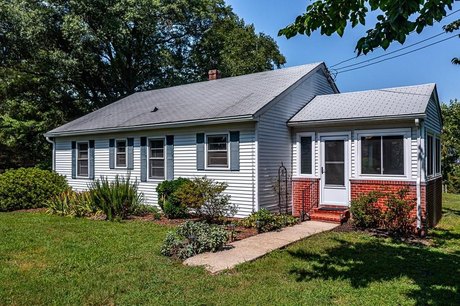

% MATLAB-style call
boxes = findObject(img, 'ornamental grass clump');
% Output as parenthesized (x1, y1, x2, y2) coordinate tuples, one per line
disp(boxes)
(47, 190, 96, 217)
(89, 175, 143, 221)
(161, 221, 228, 259)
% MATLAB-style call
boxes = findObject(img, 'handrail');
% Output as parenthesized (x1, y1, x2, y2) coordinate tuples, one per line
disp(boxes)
(301, 181, 318, 221)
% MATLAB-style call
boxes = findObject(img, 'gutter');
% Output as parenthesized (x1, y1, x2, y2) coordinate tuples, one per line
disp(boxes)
(44, 115, 255, 138)
(415, 118, 424, 234)
(45, 136, 55, 171)
(288, 113, 426, 127)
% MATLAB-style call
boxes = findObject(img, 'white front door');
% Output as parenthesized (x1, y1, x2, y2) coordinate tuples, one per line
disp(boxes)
(320, 135, 349, 206)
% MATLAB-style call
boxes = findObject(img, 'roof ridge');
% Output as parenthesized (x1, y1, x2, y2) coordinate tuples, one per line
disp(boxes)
(316, 83, 435, 97)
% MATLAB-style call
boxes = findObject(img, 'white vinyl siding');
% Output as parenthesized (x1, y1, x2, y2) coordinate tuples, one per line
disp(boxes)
(257, 68, 336, 212)
(54, 123, 256, 217)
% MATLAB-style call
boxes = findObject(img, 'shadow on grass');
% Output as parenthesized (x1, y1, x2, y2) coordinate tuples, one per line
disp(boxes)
(288, 237, 460, 305)
(443, 207, 460, 217)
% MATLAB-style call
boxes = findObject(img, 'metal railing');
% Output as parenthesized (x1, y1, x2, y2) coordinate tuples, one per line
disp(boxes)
(301, 181, 318, 221)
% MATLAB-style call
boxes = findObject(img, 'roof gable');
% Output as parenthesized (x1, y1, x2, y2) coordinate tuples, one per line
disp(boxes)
(46, 63, 327, 136)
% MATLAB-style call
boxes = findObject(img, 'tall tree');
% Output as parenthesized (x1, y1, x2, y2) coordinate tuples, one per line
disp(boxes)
(279, 0, 459, 63)
(441, 99, 460, 193)
(0, 0, 285, 170)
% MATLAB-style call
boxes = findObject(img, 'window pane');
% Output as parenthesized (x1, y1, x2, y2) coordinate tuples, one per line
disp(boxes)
(149, 159, 164, 178)
(116, 141, 126, 153)
(78, 160, 88, 177)
(208, 151, 228, 167)
(150, 140, 164, 149)
(325, 163, 345, 186)
(150, 140, 164, 158)
(325, 140, 344, 162)
(117, 154, 126, 167)
(383, 136, 404, 175)
(78, 143, 88, 159)
(361, 136, 381, 174)
(300, 136, 312, 174)
(150, 149, 164, 158)
(207, 135, 227, 150)
(427, 135, 433, 176)
(435, 138, 441, 174)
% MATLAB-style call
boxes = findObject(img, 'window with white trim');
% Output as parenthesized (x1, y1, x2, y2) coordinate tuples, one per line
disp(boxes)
(116, 140, 127, 168)
(207, 134, 228, 167)
(77, 142, 89, 177)
(149, 139, 165, 179)
(361, 135, 405, 175)
(299, 136, 313, 175)
(427, 134, 441, 177)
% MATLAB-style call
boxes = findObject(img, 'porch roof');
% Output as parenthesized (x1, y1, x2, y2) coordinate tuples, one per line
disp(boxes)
(288, 83, 437, 126)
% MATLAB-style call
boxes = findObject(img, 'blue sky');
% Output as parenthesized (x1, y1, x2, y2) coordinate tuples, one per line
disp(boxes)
(226, 0, 460, 103)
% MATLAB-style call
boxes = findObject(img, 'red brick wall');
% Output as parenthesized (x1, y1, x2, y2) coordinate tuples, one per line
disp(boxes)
(425, 177, 442, 227)
(292, 178, 319, 217)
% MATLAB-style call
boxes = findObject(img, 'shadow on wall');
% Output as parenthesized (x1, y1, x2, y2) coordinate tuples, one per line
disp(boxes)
(288, 235, 460, 305)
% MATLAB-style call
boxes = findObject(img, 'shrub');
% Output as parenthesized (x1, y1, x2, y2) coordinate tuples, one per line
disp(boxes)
(0, 168, 69, 211)
(132, 204, 162, 219)
(383, 189, 416, 235)
(156, 178, 191, 209)
(156, 178, 190, 218)
(350, 191, 383, 228)
(47, 190, 95, 217)
(89, 175, 143, 221)
(161, 221, 228, 259)
(238, 209, 299, 233)
(174, 177, 237, 222)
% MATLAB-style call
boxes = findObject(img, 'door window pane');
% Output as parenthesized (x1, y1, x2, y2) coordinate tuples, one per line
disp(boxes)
(361, 136, 381, 174)
(300, 136, 312, 174)
(325, 140, 344, 162)
(325, 163, 345, 186)
(383, 136, 404, 175)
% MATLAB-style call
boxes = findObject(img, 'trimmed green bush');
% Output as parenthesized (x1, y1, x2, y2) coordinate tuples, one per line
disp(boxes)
(47, 190, 95, 217)
(0, 168, 69, 211)
(161, 221, 228, 259)
(174, 177, 236, 222)
(156, 178, 191, 218)
(383, 189, 416, 235)
(238, 209, 299, 233)
(350, 191, 383, 228)
(89, 175, 143, 221)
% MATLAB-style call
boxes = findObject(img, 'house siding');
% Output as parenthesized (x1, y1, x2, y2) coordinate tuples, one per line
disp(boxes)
(54, 122, 256, 218)
(257, 69, 336, 212)
(424, 96, 442, 134)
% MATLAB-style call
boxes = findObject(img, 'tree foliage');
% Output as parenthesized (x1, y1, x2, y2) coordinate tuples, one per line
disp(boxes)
(279, 0, 458, 61)
(441, 99, 460, 193)
(0, 0, 285, 170)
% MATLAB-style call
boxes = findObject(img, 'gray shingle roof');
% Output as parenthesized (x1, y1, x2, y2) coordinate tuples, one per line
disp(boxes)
(289, 83, 436, 124)
(46, 63, 324, 136)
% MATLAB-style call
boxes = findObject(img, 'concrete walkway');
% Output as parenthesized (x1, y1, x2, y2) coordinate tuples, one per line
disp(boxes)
(184, 221, 338, 273)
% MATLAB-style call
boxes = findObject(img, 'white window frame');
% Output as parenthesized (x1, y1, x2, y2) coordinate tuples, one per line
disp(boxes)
(426, 131, 442, 178)
(296, 132, 315, 177)
(148, 137, 166, 180)
(356, 128, 411, 180)
(115, 138, 128, 169)
(205, 132, 230, 170)
(76, 141, 90, 178)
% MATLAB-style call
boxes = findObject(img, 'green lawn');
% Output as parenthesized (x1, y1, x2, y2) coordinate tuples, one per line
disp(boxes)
(1, 196, 459, 305)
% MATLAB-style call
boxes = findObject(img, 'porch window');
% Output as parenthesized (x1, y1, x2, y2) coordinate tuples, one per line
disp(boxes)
(361, 135, 404, 175)
(77, 142, 89, 177)
(435, 138, 441, 174)
(427, 134, 441, 176)
(207, 134, 228, 168)
(149, 139, 165, 179)
(116, 140, 127, 168)
(300, 136, 312, 174)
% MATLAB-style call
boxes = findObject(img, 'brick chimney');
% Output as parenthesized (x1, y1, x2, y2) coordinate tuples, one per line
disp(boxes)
(208, 69, 221, 81)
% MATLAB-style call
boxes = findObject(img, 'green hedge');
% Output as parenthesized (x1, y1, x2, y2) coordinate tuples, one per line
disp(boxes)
(0, 168, 69, 211)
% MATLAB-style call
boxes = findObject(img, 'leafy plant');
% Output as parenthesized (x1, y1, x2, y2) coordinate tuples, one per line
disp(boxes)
(238, 209, 299, 233)
(132, 204, 162, 220)
(174, 177, 237, 222)
(156, 178, 191, 218)
(156, 178, 191, 209)
(0, 168, 69, 211)
(89, 175, 143, 221)
(383, 189, 416, 235)
(47, 190, 95, 217)
(350, 191, 383, 228)
(161, 221, 228, 260)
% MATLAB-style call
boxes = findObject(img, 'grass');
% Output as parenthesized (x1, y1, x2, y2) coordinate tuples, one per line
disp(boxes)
(1, 195, 459, 305)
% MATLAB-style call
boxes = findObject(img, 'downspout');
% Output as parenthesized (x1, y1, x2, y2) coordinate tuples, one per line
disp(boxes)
(415, 119, 422, 234)
(45, 136, 55, 171)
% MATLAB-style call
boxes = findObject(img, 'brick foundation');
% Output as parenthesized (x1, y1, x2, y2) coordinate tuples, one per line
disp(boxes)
(291, 177, 443, 230)
(292, 178, 319, 217)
